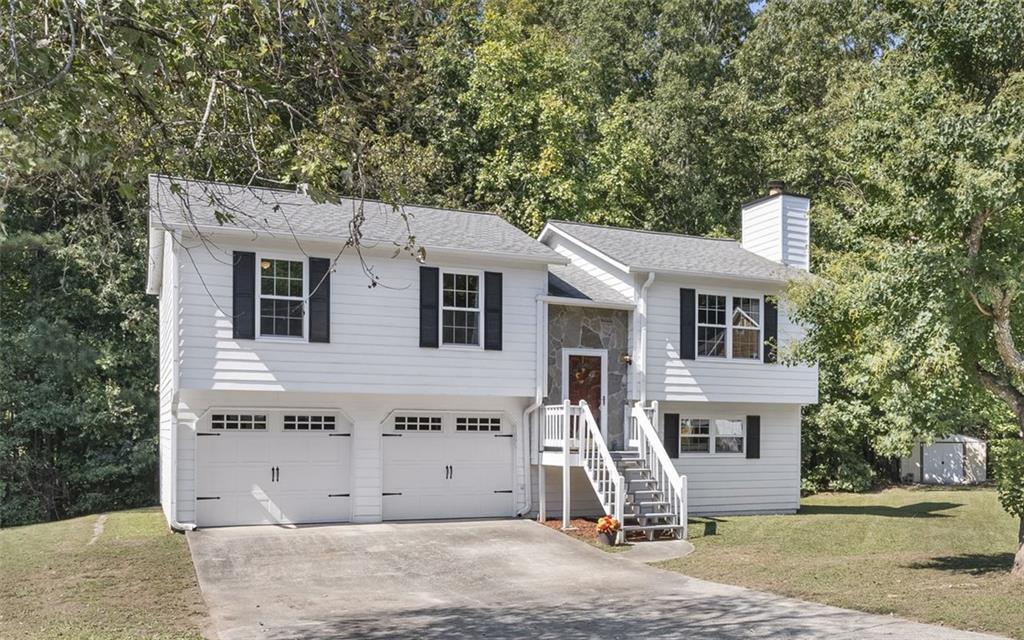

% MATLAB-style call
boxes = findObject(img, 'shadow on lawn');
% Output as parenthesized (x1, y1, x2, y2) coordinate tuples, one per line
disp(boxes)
(798, 501, 961, 518)
(907, 553, 1015, 576)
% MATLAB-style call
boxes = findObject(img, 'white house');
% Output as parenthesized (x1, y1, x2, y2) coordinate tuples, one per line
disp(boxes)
(147, 175, 818, 538)
(900, 435, 987, 485)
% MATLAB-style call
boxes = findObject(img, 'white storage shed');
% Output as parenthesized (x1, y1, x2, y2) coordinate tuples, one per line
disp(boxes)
(900, 435, 987, 485)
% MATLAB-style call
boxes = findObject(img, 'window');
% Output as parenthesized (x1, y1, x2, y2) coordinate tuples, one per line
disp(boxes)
(679, 418, 710, 453)
(259, 258, 304, 338)
(697, 294, 727, 357)
(442, 272, 480, 346)
(211, 414, 267, 430)
(731, 297, 761, 360)
(678, 417, 745, 454)
(283, 415, 336, 431)
(394, 416, 442, 432)
(456, 416, 502, 432)
(714, 419, 745, 453)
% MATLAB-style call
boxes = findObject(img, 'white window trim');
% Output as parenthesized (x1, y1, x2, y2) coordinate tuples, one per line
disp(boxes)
(677, 417, 747, 457)
(439, 267, 484, 350)
(694, 291, 763, 363)
(256, 253, 309, 342)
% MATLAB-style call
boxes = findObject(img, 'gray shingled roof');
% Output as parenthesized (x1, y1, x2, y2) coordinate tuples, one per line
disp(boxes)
(546, 220, 804, 282)
(548, 263, 633, 306)
(149, 175, 562, 262)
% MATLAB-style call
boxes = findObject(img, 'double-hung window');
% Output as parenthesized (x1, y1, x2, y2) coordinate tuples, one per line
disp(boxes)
(259, 258, 305, 338)
(442, 272, 480, 346)
(677, 417, 745, 455)
(697, 293, 762, 360)
(731, 297, 761, 360)
(697, 294, 727, 357)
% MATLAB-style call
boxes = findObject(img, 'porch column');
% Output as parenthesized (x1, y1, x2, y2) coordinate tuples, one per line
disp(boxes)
(561, 399, 571, 529)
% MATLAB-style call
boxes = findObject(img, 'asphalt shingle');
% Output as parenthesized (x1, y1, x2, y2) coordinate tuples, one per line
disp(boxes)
(546, 220, 804, 282)
(149, 175, 562, 262)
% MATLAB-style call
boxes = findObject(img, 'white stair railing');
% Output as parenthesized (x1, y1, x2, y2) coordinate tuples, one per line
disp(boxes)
(579, 401, 626, 544)
(630, 401, 688, 539)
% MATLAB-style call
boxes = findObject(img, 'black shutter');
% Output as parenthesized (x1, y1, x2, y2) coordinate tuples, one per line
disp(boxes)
(484, 271, 503, 350)
(680, 288, 696, 360)
(764, 295, 778, 363)
(419, 266, 439, 348)
(308, 257, 330, 343)
(663, 413, 680, 459)
(232, 251, 255, 340)
(746, 415, 761, 459)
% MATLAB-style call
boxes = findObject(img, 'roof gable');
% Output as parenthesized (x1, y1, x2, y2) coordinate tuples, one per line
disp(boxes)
(542, 220, 805, 283)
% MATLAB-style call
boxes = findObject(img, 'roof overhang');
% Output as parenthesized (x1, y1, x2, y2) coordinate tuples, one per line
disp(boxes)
(152, 221, 568, 266)
(537, 295, 635, 311)
(538, 223, 632, 273)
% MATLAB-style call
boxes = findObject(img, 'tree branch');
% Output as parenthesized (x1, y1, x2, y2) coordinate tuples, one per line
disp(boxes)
(990, 287, 1024, 381)
(976, 364, 1024, 435)
(0, 0, 76, 109)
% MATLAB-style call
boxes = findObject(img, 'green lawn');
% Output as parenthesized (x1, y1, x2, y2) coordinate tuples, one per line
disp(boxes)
(0, 508, 208, 640)
(660, 487, 1023, 639)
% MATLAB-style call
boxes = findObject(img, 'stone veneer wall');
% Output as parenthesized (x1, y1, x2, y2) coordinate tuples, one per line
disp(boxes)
(547, 304, 631, 448)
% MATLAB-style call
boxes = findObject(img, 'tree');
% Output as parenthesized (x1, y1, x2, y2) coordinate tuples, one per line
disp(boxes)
(788, 0, 1024, 577)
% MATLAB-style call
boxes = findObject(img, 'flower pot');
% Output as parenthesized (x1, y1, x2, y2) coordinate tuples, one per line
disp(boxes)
(597, 531, 617, 546)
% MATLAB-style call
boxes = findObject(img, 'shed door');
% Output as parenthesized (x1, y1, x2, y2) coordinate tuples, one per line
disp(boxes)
(923, 442, 964, 484)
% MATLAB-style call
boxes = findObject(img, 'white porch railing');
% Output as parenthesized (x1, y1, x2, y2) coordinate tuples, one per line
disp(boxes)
(542, 401, 583, 449)
(627, 401, 658, 448)
(630, 401, 688, 539)
(578, 401, 626, 544)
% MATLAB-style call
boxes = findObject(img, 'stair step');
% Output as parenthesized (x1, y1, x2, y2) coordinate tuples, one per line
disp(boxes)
(638, 500, 670, 507)
(629, 489, 662, 495)
(636, 511, 675, 519)
(621, 524, 685, 532)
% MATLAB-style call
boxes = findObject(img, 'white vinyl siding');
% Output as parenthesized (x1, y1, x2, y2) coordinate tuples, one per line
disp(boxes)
(546, 236, 635, 301)
(173, 235, 544, 396)
(646, 277, 818, 404)
(664, 402, 801, 515)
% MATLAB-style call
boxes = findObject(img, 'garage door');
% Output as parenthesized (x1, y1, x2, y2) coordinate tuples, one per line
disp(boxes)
(923, 442, 964, 484)
(196, 412, 351, 527)
(382, 414, 514, 520)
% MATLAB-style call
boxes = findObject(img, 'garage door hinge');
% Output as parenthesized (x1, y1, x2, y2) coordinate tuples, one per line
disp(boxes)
(196, 496, 221, 500)
(328, 493, 350, 498)
(197, 433, 221, 437)
(382, 492, 403, 496)
(493, 490, 513, 494)
(494, 434, 514, 438)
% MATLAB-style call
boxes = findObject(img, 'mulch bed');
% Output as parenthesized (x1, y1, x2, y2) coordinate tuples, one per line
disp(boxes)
(540, 517, 649, 546)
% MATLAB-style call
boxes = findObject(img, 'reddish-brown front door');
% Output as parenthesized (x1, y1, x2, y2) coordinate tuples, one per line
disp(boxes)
(567, 354, 603, 426)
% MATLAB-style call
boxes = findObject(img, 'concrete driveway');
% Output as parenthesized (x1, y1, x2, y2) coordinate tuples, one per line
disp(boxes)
(187, 519, 1003, 640)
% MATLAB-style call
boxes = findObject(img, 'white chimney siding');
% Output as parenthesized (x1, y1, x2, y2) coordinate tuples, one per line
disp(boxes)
(741, 192, 811, 271)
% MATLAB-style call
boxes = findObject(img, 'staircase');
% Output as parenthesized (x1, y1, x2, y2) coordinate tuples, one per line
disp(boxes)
(610, 449, 687, 540)
(537, 400, 688, 542)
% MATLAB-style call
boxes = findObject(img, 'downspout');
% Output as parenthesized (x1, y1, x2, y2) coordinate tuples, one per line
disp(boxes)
(518, 297, 547, 516)
(165, 232, 196, 532)
(638, 272, 655, 405)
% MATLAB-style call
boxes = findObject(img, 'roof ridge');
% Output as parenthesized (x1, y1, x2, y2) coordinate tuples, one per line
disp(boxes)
(547, 219, 738, 243)
(149, 174, 501, 218)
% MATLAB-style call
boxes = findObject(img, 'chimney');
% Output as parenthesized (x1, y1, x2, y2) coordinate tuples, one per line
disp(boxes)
(741, 182, 811, 271)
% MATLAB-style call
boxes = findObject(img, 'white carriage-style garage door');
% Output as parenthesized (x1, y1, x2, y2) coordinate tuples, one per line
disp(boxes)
(196, 412, 351, 527)
(382, 413, 515, 520)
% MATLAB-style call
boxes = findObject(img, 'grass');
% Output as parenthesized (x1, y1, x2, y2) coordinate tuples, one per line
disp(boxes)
(0, 507, 208, 640)
(659, 487, 1023, 639)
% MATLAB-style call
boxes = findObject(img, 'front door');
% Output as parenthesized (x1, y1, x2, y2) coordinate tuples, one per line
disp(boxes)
(566, 351, 606, 431)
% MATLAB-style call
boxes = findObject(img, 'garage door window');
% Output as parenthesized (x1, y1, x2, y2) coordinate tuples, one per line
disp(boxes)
(284, 415, 336, 431)
(211, 414, 267, 430)
(455, 416, 501, 432)
(394, 416, 442, 432)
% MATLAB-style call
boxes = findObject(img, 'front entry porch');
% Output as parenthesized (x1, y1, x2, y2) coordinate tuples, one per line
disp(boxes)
(532, 400, 688, 542)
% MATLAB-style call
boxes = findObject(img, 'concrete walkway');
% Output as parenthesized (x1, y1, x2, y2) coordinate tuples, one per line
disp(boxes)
(187, 519, 1005, 640)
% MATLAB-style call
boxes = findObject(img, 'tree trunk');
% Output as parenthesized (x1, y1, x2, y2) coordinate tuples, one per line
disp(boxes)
(1014, 518, 1024, 579)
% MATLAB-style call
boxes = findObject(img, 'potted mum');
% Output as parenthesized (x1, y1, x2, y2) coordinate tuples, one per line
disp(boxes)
(595, 515, 620, 546)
